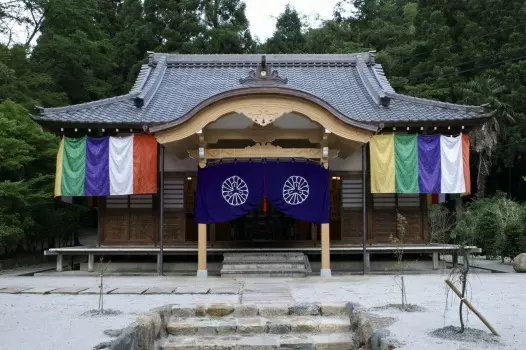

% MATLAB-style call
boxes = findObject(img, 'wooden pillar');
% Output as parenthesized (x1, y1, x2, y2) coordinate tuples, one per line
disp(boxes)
(158, 145, 165, 276)
(362, 144, 368, 275)
(197, 224, 207, 278)
(320, 223, 331, 277)
(88, 254, 94, 272)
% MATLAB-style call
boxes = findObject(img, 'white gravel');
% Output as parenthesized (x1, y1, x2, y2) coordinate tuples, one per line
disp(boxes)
(0, 272, 525, 349)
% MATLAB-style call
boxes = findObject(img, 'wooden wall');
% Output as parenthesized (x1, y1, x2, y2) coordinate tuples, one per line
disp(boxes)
(98, 171, 429, 246)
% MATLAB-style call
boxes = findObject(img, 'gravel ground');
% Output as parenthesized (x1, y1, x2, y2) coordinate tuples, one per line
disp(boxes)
(0, 272, 525, 349)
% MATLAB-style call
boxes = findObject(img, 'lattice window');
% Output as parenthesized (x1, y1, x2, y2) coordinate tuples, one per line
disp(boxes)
(164, 178, 184, 209)
(342, 178, 363, 208)
(373, 193, 396, 208)
(130, 194, 153, 209)
(106, 195, 129, 209)
(397, 194, 420, 207)
(106, 195, 154, 209)
(373, 193, 420, 208)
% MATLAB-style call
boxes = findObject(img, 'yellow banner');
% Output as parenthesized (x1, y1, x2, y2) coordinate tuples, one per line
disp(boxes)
(370, 134, 395, 193)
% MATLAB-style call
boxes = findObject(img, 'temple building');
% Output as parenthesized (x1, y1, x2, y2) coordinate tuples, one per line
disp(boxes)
(35, 52, 488, 277)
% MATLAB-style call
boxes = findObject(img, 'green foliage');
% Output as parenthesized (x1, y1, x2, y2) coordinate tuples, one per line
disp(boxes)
(452, 194, 526, 259)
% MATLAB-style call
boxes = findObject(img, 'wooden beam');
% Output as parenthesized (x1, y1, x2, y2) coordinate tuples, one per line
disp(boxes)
(188, 143, 339, 160)
(204, 128, 323, 144)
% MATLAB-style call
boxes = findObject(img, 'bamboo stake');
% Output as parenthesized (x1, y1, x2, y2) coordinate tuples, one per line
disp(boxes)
(444, 280, 500, 336)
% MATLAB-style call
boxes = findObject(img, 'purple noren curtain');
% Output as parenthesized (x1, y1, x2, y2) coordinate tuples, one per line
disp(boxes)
(195, 162, 265, 224)
(418, 135, 441, 193)
(266, 161, 329, 224)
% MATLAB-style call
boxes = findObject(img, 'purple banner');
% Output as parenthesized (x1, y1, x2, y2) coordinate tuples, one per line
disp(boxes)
(195, 162, 265, 224)
(418, 135, 441, 193)
(266, 161, 329, 224)
(85, 137, 110, 196)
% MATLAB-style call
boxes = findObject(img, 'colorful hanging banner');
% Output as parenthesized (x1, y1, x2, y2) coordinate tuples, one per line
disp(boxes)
(370, 134, 470, 194)
(54, 135, 158, 197)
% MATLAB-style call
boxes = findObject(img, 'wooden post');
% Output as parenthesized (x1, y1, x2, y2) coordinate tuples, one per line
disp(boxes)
(362, 143, 368, 274)
(57, 254, 63, 272)
(432, 252, 439, 270)
(158, 145, 165, 276)
(320, 223, 331, 277)
(88, 254, 94, 272)
(364, 251, 371, 273)
(197, 224, 207, 278)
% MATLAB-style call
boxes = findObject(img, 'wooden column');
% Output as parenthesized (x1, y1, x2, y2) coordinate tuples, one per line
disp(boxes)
(197, 224, 207, 278)
(320, 223, 331, 277)
(158, 145, 165, 276)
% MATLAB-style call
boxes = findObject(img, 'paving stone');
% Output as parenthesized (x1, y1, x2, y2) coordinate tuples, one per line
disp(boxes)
(196, 305, 207, 317)
(109, 287, 148, 294)
(279, 334, 315, 349)
(0, 287, 31, 294)
(235, 335, 279, 350)
(288, 317, 318, 333)
(236, 317, 267, 334)
(167, 321, 198, 336)
(143, 287, 176, 295)
(161, 336, 198, 350)
(288, 303, 320, 316)
(234, 305, 258, 317)
(215, 320, 237, 335)
(195, 319, 218, 336)
(174, 286, 210, 294)
(209, 286, 241, 294)
(22, 287, 57, 294)
(266, 320, 292, 335)
(49, 287, 89, 295)
(258, 305, 289, 317)
(172, 306, 196, 318)
(318, 318, 350, 333)
(311, 333, 355, 350)
(319, 303, 348, 316)
(79, 287, 117, 295)
(207, 303, 235, 317)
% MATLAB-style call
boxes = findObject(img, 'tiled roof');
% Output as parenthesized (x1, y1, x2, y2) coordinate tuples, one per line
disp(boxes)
(37, 52, 487, 128)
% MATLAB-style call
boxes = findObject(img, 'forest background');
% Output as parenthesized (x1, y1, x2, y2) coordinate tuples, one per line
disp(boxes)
(1, 0, 526, 258)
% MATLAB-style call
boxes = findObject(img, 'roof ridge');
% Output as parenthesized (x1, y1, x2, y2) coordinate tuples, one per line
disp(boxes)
(130, 64, 152, 94)
(152, 52, 373, 65)
(388, 93, 485, 112)
(134, 56, 168, 108)
(371, 64, 396, 94)
(356, 56, 391, 106)
(40, 94, 136, 114)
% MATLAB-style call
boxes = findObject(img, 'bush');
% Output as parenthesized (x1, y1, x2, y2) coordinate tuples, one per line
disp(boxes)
(452, 193, 526, 259)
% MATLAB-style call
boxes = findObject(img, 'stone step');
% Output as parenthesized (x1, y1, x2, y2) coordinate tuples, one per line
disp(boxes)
(161, 333, 356, 350)
(223, 263, 307, 270)
(167, 316, 350, 336)
(221, 270, 308, 278)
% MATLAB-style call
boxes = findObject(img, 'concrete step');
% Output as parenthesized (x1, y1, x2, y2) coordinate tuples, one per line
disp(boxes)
(223, 253, 306, 263)
(223, 263, 306, 270)
(221, 270, 307, 278)
(221, 253, 310, 278)
(161, 333, 357, 349)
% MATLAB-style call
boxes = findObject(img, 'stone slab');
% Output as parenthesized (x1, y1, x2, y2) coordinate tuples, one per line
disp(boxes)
(49, 287, 89, 295)
(174, 286, 210, 294)
(258, 305, 289, 317)
(143, 287, 176, 295)
(0, 286, 31, 294)
(209, 286, 240, 294)
(233, 305, 259, 317)
(319, 303, 348, 316)
(22, 287, 57, 294)
(108, 287, 148, 294)
(236, 317, 267, 334)
(79, 287, 117, 295)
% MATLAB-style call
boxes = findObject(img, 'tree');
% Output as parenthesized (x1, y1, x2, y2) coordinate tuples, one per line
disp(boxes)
(265, 5, 306, 54)
(31, 0, 117, 104)
(458, 77, 514, 197)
